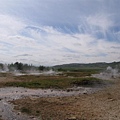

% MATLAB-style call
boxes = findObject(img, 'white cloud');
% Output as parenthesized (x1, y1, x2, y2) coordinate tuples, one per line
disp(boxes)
(0, 4, 120, 66)
(0, 16, 120, 66)
(18, 25, 120, 65)
(86, 14, 113, 31)
(0, 14, 25, 36)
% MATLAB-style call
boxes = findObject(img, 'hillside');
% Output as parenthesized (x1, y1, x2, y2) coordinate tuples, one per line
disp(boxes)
(53, 62, 120, 71)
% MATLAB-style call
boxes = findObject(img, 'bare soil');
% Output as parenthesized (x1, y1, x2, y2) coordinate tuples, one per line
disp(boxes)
(11, 79, 120, 120)
(0, 73, 20, 86)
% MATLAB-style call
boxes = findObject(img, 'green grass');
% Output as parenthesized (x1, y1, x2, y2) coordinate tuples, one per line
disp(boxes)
(5, 75, 106, 89)
(72, 77, 106, 87)
(59, 68, 102, 77)
(0, 69, 109, 89)
(57, 67, 103, 72)
(63, 71, 91, 77)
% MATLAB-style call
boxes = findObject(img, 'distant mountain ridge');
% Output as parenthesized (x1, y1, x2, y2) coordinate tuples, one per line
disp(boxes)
(53, 62, 120, 70)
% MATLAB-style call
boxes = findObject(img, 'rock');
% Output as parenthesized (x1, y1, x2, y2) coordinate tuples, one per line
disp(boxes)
(108, 98, 115, 102)
(83, 92, 88, 95)
(17, 112, 21, 115)
(30, 116, 35, 119)
(67, 116, 77, 120)
(29, 97, 36, 101)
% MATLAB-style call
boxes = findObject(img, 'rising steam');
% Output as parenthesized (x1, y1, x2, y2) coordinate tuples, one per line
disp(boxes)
(93, 66, 120, 80)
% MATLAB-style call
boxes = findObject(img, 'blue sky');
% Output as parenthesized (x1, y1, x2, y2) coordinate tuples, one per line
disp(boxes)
(0, 0, 120, 65)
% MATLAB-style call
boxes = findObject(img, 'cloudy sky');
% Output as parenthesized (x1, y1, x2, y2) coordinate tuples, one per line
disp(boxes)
(0, 0, 120, 66)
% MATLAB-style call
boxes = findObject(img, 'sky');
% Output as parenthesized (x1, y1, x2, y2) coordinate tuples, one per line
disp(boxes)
(0, 0, 120, 66)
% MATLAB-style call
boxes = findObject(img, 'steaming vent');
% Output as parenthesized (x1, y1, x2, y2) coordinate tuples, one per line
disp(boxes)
(93, 66, 120, 80)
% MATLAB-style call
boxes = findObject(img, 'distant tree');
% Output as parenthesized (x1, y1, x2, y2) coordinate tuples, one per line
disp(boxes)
(18, 63, 23, 70)
(14, 62, 23, 71)
(0, 63, 3, 71)
(38, 66, 45, 71)
(57, 68, 63, 71)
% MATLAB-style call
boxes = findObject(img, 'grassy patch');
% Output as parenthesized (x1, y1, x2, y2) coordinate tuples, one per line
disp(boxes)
(71, 77, 106, 87)
(0, 70, 109, 89)
(4, 75, 106, 89)
(5, 78, 71, 89)
(63, 71, 91, 77)
(58, 68, 102, 76)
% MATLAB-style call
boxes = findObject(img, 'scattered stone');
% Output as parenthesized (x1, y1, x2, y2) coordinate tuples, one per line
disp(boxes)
(30, 116, 35, 119)
(67, 116, 77, 120)
(17, 112, 21, 115)
(51, 89, 53, 92)
(67, 89, 73, 92)
(44, 91, 47, 93)
(33, 118, 37, 120)
(29, 97, 36, 101)
(108, 98, 115, 102)
(67, 89, 70, 92)
(83, 92, 88, 95)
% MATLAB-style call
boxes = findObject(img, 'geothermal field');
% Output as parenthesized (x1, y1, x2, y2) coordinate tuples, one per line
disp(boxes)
(0, 0, 120, 120)
(0, 62, 120, 120)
